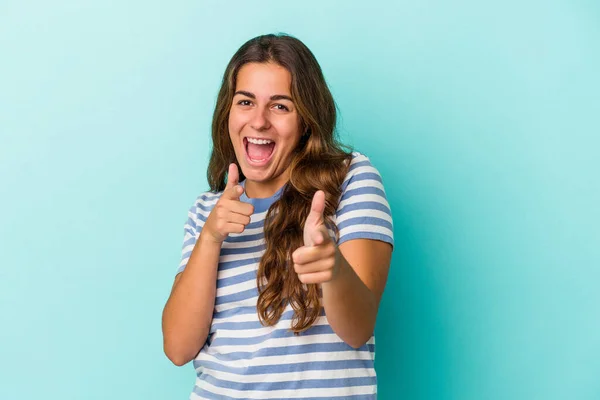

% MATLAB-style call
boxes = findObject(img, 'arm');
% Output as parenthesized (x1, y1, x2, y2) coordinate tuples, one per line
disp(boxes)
(162, 164, 253, 366)
(161, 231, 221, 366)
(321, 238, 392, 348)
(293, 154, 394, 348)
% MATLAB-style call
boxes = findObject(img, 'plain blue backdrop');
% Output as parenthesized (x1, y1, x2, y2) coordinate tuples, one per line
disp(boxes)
(1, 1, 599, 399)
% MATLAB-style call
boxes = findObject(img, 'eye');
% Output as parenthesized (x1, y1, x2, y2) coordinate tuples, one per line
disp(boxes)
(237, 100, 252, 106)
(273, 104, 290, 111)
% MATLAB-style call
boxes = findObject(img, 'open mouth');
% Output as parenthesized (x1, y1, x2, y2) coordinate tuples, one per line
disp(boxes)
(243, 137, 276, 164)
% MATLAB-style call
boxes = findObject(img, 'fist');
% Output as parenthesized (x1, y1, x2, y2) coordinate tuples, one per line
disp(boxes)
(202, 163, 254, 244)
(292, 190, 340, 284)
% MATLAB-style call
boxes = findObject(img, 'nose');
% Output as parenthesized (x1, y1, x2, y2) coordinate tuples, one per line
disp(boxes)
(249, 106, 271, 131)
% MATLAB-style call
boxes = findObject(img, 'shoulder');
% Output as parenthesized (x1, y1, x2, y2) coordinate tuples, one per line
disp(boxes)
(190, 189, 225, 210)
(185, 189, 225, 230)
(340, 151, 385, 192)
(334, 151, 394, 247)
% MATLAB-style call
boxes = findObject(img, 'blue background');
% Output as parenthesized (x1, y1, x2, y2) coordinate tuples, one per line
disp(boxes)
(1, 1, 599, 399)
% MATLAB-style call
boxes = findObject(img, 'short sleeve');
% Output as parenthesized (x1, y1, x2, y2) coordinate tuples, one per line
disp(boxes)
(176, 199, 203, 275)
(334, 152, 394, 249)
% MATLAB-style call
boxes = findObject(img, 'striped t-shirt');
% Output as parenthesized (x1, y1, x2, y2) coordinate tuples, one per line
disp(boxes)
(178, 151, 394, 399)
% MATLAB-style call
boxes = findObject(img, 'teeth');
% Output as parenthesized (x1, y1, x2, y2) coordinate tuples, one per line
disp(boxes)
(247, 137, 273, 145)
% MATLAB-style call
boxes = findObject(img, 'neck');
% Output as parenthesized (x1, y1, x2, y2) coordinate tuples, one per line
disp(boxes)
(244, 173, 289, 199)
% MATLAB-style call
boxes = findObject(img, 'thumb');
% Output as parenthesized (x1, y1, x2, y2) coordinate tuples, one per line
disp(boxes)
(303, 190, 326, 247)
(306, 190, 326, 226)
(225, 163, 242, 198)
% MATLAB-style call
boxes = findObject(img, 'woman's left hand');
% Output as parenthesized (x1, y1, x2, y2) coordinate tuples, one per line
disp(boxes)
(292, 190, 341, 284)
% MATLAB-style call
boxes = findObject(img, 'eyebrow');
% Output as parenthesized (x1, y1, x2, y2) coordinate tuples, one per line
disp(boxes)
(234, 90, 293, 102)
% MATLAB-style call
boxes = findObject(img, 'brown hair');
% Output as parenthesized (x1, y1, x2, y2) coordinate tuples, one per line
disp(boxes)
(207, 33, 354, 333)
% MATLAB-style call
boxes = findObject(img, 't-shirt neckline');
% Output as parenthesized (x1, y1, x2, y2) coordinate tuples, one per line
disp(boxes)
(239, 179, 286, 210)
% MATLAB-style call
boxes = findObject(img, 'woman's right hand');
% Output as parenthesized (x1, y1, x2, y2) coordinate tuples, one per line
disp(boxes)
(201, 163, 254, 244)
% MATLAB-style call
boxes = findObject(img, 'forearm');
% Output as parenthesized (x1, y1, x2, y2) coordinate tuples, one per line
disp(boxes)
(162, 232, 221, 365)
(321, 249, 378, 349)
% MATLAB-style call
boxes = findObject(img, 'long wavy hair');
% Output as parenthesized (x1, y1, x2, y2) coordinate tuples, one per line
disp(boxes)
(206, 33, 354, 333)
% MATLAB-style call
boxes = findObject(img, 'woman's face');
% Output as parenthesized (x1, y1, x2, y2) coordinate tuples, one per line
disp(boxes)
(228, 62, 303, 193)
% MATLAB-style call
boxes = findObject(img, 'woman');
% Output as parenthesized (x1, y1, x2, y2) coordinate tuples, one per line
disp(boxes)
(162, 33, 394, 399)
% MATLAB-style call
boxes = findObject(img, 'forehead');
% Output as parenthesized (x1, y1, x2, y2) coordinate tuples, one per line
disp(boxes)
(235, 62, 292, 94)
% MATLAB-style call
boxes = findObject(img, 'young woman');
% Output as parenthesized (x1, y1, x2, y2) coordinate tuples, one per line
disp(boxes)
(162, 33, 394, 399)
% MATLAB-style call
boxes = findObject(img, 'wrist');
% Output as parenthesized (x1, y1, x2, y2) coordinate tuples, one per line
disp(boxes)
(199, 230, 224, 247)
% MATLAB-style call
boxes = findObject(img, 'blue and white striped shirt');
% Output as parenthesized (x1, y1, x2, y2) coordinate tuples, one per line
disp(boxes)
(178, 151, 394, 399)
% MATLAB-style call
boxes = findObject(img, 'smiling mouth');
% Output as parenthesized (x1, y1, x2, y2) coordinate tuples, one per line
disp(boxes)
(243, 137, 276, 162)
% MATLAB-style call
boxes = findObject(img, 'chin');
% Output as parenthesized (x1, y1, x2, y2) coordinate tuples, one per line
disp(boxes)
(241, 168, 270, 181)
